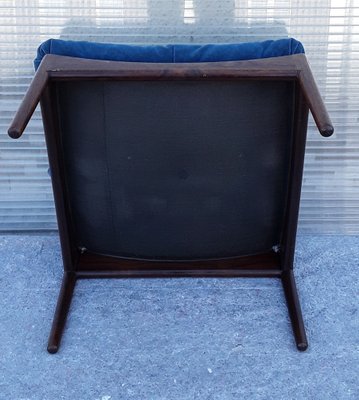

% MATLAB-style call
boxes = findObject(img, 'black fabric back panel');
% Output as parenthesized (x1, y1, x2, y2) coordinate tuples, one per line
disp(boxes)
(56, 80, 295, 260)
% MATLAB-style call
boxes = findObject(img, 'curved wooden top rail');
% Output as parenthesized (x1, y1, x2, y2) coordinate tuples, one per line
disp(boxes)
(8, 53, 333, 139)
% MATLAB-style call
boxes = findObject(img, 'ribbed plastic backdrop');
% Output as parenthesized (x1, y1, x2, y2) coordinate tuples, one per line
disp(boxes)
(0, 0, 358, 233)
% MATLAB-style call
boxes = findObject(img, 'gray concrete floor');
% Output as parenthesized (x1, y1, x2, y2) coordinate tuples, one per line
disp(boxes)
(0, 234, 358, 399)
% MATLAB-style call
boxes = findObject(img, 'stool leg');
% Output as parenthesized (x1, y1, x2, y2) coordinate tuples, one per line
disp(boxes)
(47, 272, 76, 354)
(281, 270, 308, 351)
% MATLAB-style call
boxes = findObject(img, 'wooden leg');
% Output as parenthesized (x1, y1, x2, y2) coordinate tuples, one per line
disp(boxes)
(281, 270, 308, 351)
(47, 272, 76, 354)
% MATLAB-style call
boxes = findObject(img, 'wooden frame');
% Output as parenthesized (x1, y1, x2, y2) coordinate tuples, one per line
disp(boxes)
(8, 54, 333, 353)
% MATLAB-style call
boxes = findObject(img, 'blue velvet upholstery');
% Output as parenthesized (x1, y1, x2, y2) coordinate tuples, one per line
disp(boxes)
(34, 38, 304, 69)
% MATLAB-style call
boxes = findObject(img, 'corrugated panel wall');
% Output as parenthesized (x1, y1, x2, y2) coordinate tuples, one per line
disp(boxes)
(0, 0, 358, 232)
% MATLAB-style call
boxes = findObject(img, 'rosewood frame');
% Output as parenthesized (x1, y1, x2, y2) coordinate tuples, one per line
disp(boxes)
(8, 54, 333, 353)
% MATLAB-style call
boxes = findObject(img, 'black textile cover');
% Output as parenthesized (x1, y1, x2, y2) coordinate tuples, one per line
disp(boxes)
(56, 79, 295, 260)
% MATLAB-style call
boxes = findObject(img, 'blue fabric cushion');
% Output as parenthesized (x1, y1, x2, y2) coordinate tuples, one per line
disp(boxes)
(34, 38, 304, 70)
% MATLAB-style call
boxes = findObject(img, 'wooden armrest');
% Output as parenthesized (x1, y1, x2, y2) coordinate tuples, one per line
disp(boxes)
(298, 55, 334, 137)
(8, 57, 49, 139)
